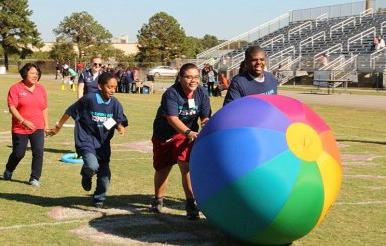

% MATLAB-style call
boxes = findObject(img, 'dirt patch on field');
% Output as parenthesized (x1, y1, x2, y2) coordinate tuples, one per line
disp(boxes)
(48, 206, 133, 221)
(50, 204, 230, 245)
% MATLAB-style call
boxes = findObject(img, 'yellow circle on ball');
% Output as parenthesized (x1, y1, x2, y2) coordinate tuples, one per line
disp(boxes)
(286, 123, 323, 162)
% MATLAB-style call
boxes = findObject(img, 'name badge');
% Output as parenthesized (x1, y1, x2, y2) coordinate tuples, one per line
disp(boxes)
(188, 99, 195, 109)
(103, 117, 117, 130)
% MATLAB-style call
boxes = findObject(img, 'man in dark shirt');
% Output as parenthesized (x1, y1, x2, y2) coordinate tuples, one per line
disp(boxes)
(224, 46, 278, 106)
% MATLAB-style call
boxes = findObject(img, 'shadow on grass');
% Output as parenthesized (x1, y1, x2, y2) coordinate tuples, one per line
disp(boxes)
(6, 145, 74, 154)
(0, 193, 182, 210)
(86, 213, 247, 246)
(0, 192, 248, 245)
(337, 139, 386, 145)
(0, 177, 29, 185)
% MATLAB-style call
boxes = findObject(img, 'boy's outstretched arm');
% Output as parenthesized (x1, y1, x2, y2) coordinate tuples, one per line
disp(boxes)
(48, 113, 71, 136)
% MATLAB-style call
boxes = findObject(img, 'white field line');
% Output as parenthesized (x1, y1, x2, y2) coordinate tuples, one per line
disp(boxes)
(0, 219, 88, 231)
(336, 201, 386, 205)
(363, 186, 386, 190)
(344, 174, 386, 179)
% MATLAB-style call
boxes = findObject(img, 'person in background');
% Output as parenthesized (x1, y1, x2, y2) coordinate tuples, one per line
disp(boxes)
(3, 63, 49, 187)
(223, 46, 278, 105)
(207, 66, 217, 96)
(151, 63, 211, 219)
(214, 71, 229, 96)
(78, 56, 103, 98)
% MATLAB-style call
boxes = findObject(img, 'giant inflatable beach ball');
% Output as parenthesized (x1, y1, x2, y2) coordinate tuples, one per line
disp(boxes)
(190, 95, 342, 245)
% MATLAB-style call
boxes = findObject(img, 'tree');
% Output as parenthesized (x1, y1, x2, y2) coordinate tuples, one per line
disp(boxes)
(0, 0, 42, 70)
(137, 12, 186, 63)
(53, 11, 112, 59)
(83, 44, 129, 62)
(201, 34, 220, 50)
(49, 39, 77, 64)
(183, 36, 204, 58)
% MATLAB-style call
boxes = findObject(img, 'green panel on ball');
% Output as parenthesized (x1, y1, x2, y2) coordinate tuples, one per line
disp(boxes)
(200, 151, 300, 242)
(252, 161, 324, 245)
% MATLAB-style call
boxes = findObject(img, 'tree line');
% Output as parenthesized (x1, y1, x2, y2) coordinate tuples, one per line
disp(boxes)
(0, 0, 222, 70)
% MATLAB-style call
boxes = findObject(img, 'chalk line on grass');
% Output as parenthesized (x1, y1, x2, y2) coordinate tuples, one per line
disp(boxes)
(344, 174, 386, 179)
(0, 219, 87, 231)
(336, 201, 386, 205)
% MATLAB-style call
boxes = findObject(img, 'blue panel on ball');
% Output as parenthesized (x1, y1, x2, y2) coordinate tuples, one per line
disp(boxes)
(191, 127, 288, 204)
(198, 97, 291, 142)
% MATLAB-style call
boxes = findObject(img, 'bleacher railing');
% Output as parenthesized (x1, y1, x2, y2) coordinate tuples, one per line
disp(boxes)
(347, 27, 376, 51)
(329, 17, 356, 38)
(370, 47, 386, 69)
(320, 55, 345, 70)
(315, 13, 328, 27)
(289, 1, 366, 22)
(260, 34, 285, 49)
(359, 8, 374, 23)
(196, 13, 289, 60)
(268, 46, 296, 69)
(299, 31, 326, 54)
(313, 43, 343, 68)
(380, 20, 386, 35)
(288, 21, 312, 39)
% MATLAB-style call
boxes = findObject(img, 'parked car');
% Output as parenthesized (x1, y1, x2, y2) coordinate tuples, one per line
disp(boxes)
(148, 66, 178, 78)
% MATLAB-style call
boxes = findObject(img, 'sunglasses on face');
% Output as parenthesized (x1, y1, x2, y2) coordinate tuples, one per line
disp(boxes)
(93, 63, 102, 67)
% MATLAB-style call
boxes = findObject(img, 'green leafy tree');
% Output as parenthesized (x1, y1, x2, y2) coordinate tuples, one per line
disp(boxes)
(137, 12, 186, 63)
(201, 34, 220, 50)
(0, 0, 42, 70)
(83, 44, 129, 62)
(53, 11, 112, 59)
(49, 40, 77, 64)
(183, 36, 204, 58)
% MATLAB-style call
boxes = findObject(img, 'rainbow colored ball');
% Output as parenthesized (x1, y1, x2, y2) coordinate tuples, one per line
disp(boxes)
(190, 95, 342, 245)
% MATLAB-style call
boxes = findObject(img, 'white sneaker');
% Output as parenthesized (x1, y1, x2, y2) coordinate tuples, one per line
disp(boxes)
(29, 179, 40, 187)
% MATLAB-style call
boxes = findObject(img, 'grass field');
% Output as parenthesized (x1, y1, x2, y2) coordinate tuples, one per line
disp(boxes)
(0, 74, 385, 245)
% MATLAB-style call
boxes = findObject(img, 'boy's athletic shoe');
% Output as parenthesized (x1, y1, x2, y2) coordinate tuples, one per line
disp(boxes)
(150, 197, 164, 213)
(81, 176, 92, 191)
(94, 201, 104, 208)
(3, 169, 12, 180)
(186, 199, 200, 220)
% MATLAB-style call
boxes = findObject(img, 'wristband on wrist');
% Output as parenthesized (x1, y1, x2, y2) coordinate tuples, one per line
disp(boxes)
(184, 129, 192, 136)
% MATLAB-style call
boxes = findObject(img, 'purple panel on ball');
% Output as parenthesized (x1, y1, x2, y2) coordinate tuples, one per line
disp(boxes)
(198, 97, 291, 141)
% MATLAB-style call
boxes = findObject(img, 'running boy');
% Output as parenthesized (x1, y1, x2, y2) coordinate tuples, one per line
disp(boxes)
(50, 72, 128, 207)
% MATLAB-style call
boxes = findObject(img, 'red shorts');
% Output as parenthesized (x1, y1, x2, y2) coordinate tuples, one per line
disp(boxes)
(152, 133, 193, 171)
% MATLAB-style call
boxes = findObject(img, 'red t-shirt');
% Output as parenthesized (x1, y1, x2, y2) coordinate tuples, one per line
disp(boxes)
(7, 81, 48, 134)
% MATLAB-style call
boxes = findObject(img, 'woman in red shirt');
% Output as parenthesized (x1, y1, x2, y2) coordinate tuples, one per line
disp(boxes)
(3, 63, 49, 187)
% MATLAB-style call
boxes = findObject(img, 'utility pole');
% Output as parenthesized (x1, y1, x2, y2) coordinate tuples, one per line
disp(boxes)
(366, 0, 373, 10)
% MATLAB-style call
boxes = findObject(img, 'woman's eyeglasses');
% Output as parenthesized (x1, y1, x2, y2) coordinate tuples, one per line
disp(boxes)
(183, 76, 200, 81)
(93, 63, 102, 67)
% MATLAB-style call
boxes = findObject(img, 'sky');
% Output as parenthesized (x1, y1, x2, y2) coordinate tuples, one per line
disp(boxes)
(28, 0, 359, 42)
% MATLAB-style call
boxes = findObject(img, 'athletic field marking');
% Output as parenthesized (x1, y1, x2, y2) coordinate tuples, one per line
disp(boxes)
(344, 174, 386, 179)
(363, 186, 386, 190)
(0, 219, 87, 231)
(336, 201, 386, 205)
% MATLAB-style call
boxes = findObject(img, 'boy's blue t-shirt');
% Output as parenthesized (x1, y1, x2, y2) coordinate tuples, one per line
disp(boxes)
(78, 69, 100, 95)
(66, 92, 128, 160)
(153, 83, 211, 141)
(223, 71, 278, 105)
